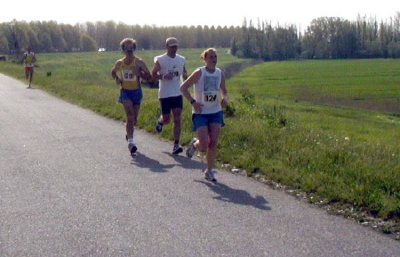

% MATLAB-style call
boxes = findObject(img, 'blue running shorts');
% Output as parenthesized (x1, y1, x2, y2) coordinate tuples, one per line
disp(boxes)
(118, 88, 143, 105)
(191, 110, 225, 132)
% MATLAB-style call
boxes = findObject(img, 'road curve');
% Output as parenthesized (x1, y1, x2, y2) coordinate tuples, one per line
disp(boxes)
(1, 73, 399, 256)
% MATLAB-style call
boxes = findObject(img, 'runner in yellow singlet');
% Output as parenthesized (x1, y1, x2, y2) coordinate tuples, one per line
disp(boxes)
(22, 46, 36, 89)
(111, 38, 152, 156)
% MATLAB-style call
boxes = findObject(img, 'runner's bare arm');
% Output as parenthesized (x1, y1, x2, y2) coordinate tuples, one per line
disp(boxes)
(220, 71, 229, 107)
(111, 60, 122, 84)
(135, 59, 152, 81)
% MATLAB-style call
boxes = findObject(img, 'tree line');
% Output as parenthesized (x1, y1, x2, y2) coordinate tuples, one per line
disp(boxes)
(1, 12, 399, 60)
(0, 20, 238, 54)
(234, 12, 400, 60)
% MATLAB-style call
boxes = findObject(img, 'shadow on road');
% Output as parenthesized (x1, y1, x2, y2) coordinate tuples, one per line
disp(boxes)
(195, 179, 271, 211)
(163, 151, 206, 171)
(130, 152, 175, 173)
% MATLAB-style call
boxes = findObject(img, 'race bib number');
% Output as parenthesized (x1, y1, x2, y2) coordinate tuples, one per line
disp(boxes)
(122, 70, 136, 81)
(168, 68, 179, 77)
(203, 91, 218, 103)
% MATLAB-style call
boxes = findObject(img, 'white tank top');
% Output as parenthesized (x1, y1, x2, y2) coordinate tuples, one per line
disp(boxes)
(154, 54, 186, 98)
(192, 67, 222, 114)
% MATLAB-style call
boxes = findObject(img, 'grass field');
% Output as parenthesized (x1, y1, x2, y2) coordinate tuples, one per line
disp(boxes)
(1, 50, 399, 236)
(231, 59, 400, 114)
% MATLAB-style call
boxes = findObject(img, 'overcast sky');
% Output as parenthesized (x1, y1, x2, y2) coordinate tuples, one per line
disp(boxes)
(1, 0, 398, 29)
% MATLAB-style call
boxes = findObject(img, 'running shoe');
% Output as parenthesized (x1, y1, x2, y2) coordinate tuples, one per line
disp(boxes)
(186, 138, 197, 158)
(172, 144, 183, 155)
(128, 142, 137, 155)
(155, 121, 163, 133)
(204, 169, 217, 182)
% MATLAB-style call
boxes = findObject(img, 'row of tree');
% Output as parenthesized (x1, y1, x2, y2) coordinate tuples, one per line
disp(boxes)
(1, 12, 399, 60)
(0, 20, 238, 54)
(235, 13, 400, 60)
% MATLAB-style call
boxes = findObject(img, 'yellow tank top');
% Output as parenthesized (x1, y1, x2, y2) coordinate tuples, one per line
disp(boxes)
(118, 57, 141, 90)
(24, 52, 35, 67)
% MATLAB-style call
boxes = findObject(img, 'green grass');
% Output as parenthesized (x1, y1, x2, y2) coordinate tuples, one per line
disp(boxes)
(231, 59, 400, 105)
(224, 59, 400, 229)
(1, 52, 399, 234)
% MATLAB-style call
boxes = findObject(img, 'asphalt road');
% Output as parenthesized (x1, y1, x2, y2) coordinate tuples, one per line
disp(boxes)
(1, 73, 399, 256)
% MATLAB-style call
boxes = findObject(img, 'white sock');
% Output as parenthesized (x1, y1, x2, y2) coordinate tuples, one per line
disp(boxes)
(128, 138, 134, 144)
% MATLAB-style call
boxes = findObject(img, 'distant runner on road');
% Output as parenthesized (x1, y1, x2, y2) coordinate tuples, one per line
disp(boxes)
(22, 46, 36, 89)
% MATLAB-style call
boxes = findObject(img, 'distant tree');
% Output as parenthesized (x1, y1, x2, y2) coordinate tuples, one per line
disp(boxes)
(209, 26, 217, 46)
(230, 37, 238, 56)
(184, 25, 197, 48)
(115, 23, 133, 50)
(84, 22, 97, 41)
(136, 25, 152, 50)
(26, 24, 40, 51)
(264, 22, 276, 61)
(202, 26, 213, 48)
(0, 26, 9, 53)
(301, 27, 315, 58)
(60, 23, 81, 52)
(47, 21, 66, 51)
(39, 31, 53, 52)
(367, 39, 383, 57)
(254, 19, 267, 60)
(277, 24, 300, 60)
(302, 17, 358, 59)
(239, 18, 256, 58)
(394, 12, 400, 42)
(195, 25, 204, 48)
(31, 21, 52, 52)
(5, 20, 30, 55)
(387, 41, 400, 58)
(215, 25, 230, 47)
(103, 20, 117, 51)
(379, 20, 391, 57)
(80, 34, 97, 52)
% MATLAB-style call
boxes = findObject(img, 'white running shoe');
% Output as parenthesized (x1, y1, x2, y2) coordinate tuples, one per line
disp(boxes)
(204, 169, 217, 182)
(186, 138, 197, 158)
